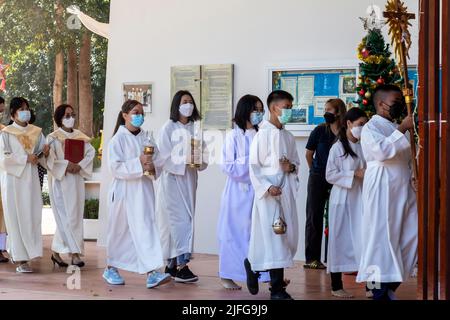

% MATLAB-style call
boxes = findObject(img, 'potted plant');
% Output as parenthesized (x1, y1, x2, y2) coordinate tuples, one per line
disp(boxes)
(83, 199, 99, 240)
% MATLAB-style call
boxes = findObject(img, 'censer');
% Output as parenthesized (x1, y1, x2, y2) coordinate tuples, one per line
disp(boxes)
(272, 216, 287, 235)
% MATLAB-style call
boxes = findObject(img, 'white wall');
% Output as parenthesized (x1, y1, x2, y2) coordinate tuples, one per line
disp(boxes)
(98, 0, 419, 261)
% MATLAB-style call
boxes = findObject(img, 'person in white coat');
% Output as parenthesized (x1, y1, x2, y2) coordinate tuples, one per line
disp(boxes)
(325, 107, 368, 298)
(104, 99, 171, 289)
(356, 85, 417, 300)
(0, 97, 49, 273)
(155, 90, 208, 283)
(217, 94, 270, 290)
(47, 104, 95, 269)
(244, 90, 300, 300)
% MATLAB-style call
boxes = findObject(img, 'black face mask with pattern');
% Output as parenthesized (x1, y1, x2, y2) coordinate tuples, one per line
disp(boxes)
(387, 101, 406, 120)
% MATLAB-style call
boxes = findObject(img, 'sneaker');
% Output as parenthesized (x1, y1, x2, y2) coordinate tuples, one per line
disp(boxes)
(103, 267, 125, 285)
(174, 265, 199, 283)
(303, 260, 326, 269)
(244, 258, 259, 295)
(147, 271, 172, 288)
(271, 289, 294, 300)
(16, 263, 33, 273)
(165, 265, 177, 277)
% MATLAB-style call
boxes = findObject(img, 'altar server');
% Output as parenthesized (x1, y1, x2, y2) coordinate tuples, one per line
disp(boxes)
(0, 97, 49, 273)
(47, 104, 95, 268)
(244, 90, 300, 300)
(217, 94, 269, 290)
(155, 90, 208, 283)
(325, 107, 368, 298)
(104, 99, 171, 289)
(356, 85, 417, 300)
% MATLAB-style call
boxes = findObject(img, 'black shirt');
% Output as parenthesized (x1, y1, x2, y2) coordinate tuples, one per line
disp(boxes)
(306, 124, 336, 176)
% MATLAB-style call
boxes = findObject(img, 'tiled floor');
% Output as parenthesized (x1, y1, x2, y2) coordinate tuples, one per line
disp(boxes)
(0, 236, 417, 300)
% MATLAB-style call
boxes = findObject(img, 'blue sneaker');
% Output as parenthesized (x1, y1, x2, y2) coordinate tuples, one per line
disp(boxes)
(147, 271, 171, 289)
(103, 267, 125, 285)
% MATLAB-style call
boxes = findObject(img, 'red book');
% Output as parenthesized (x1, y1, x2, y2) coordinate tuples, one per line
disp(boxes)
(64, 139, 85, 164)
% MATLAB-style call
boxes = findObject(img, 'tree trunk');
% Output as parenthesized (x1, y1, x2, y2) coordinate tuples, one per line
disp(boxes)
(78, 31, 93, 137)
(66, 45, 79, 122)
(53, 51, 64, 108)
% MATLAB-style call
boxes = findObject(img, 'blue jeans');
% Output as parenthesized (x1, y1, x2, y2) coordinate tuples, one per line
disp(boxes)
(167, 253, 191, 269)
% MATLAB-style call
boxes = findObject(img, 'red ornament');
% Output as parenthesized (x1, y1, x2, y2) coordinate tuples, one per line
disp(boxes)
(324, 227, 329, 237)
(377, 77, 385, 85)
(361, 48, 370, 59)
(359, 89, 365, 96)
(363, 99, 369, 106)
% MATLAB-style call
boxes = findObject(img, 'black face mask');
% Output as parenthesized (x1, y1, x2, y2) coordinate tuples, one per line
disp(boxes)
(324, 112, 336, 124)
(386, 101, 406, 120)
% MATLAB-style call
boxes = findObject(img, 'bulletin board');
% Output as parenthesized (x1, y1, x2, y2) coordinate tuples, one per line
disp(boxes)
(270, 65, 358, 135)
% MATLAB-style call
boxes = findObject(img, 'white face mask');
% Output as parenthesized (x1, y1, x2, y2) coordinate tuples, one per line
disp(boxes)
(62, 117, 75, 129)
(351, 126, 363, 140)
(179, 103, 194, 117)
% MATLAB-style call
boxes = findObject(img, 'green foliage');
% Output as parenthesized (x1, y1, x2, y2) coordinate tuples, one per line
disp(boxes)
(84, 198, 99, 219)
(0, 0, 110, 136)
(356, 28, 402, 115)
(90, 136, 102, 169)
(42, 191, 51, 206)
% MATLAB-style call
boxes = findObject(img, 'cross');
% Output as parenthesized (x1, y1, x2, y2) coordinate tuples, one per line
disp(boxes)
(383, 0, 415, 26)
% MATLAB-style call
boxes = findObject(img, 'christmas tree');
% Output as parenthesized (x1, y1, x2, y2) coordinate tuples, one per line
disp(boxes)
(356, 10, 402, 115)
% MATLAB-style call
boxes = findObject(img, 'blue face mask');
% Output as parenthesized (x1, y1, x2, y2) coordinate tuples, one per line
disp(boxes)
(278, 108, 292, 125)
(18, 110, 31, 123)
(250, 112, 264, 126)
(130, 114, 144, 128)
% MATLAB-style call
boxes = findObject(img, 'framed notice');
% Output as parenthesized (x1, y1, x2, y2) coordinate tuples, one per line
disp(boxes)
(123, 83, 153, 113)
(268, 61, 358, 136)
(171, 64, 234, 130)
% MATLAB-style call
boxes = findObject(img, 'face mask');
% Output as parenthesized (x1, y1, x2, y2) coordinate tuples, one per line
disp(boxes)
(130, 114, 144, 128)
(324, 112, 336, 124)
(386, 101, 405, 120)
(350, 126, 363, 140)
(17, 110, 31, 123)
(277, 108, 292, 125)
(179, 103, 194, 117)
(250, 112, 264, 126)
(62, 117, 75, 129)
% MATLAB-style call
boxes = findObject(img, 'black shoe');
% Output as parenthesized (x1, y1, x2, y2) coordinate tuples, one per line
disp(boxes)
(71, 259, 85, 268)
(244, 258, 259, 295)
(271, 289, 294, 300)
(51, 254, 68, 268)
(174, 266, 198, 283)
(165, 265, 177, 277)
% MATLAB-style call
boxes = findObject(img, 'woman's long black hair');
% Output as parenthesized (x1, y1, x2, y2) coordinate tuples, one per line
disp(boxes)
(113, 100, 142, 136)
(233, 94, 263, 132)
(337, 107, 368, 158)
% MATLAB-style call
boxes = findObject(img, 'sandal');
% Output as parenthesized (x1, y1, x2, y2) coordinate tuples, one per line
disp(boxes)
(303, 260, 326, 269)
(331, 289, 354, 299)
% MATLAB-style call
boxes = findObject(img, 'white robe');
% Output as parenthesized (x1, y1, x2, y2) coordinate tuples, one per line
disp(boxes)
(155, 120, 208, 261)
(46, 129, 95, 255)
(326, 140, 365, 273)
(107, 125, 164, 274)
(0, 123, 45, 261)
(248, 120, 300, 271)
(356, 115, 417, 283)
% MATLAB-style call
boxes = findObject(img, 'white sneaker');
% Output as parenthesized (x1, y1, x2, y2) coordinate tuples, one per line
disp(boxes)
(16, 263, 33, 273)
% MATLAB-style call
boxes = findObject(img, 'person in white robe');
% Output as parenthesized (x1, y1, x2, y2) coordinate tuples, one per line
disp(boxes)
(217, 95, 270, 290)
(325, 107, 368, 298)
(356, 85, 417, 300)
(244, 90, 300, 300)
(104, 100, 171, 289)
(46, 104, 95, 268)
(155, 90, 208, 283)
(0, 97, 49, 273)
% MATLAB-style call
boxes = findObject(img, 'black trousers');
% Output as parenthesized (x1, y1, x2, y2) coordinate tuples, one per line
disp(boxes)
(269, 269, 285, 294)
(330, 272, 343, 291)
(305, 172, 332, 262)
(372, 282, 401, 300)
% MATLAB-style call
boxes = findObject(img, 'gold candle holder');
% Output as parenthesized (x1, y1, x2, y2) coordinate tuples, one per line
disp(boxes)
(188, 138, 202, 169)
(143, 145, 156, 177)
